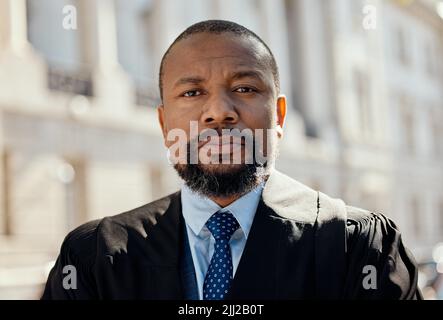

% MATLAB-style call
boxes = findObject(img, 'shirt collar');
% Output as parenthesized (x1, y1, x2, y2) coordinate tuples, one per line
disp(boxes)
(181, 183, 264, 239)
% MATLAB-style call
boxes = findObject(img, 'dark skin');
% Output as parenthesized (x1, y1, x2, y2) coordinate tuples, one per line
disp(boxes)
(158, 32, 287, 207)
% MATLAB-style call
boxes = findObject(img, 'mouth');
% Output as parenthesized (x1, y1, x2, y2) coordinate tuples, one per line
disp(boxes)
(198, 135, 244, 148)
(198, 136, 245, 156)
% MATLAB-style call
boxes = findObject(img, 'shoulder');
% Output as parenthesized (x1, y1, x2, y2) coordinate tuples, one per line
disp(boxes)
(345, 205, 400, 237)
(263, 170, 402, 231)
(342, 206, 420, 299)
(316, 187, 406, 256)
(60, 191, 181, 262)
(345, 205, 404, 255)
(60, 218, 102, 266)
(98, 191, 180, 236)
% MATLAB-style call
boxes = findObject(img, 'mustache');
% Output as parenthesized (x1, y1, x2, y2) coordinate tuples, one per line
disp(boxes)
(182, 137, 263, 166)
(189, 128, 246, 147)
(165, 124, 275, 165)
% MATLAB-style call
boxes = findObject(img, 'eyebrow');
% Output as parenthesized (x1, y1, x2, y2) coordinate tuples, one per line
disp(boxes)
(173, 76, 205, 89)
(172, 70, 266, 89)
(230, 70, 265, 83)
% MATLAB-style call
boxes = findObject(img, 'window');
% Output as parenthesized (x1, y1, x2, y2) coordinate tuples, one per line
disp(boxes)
(0, 151, 11, 235)
(399, 95, 416, 155)
(284, 0, 318, 137)
(424, 39, 443, 80)
(351, 0, 365, 31)
(27, 0, 84, 71)
(438, 44, 443, 82)
(26, 0, 93, 96)
(284, 0, 300, 115)
(403, 110, 415, 155)
(395, 27, 410, 66)
(433, 112, 443, 157)
(353, 69, 373, 138)
(440, 200, 443, 240)
(60, 159, 87, 230)
(114, 0, 160, 107)
(410, 196, 422, 240)
(425, 42, 434, 77)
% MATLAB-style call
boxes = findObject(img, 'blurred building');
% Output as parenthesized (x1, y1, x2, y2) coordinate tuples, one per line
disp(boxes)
(0, 0, 442, 299)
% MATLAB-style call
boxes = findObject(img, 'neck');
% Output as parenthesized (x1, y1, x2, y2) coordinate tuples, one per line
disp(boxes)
(207, 173, 271, 207)
(209, 195, 240, 208)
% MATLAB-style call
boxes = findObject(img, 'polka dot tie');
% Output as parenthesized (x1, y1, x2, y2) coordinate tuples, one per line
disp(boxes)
(203, 210, 240, 300)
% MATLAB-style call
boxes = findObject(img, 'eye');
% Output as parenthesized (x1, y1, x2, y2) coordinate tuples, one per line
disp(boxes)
(234, 87, 256, 93)
(182, 90, 202, 97)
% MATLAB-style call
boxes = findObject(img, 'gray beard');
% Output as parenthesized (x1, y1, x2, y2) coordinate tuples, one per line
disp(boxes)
(174, 162, 270, 198)
(173, 137, 277, 198)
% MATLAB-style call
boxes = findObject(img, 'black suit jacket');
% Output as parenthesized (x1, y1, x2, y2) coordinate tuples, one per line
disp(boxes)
(41, 170, 421, 299)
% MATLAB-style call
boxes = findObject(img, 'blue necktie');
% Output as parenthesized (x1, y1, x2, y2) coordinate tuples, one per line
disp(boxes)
(203, 210, 240, 300)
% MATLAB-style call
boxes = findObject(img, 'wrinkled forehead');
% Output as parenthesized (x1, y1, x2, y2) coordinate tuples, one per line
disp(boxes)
(162, 33, 273, 85)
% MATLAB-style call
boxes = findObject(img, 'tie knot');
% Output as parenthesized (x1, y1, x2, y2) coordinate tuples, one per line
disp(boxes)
(205, 210, 240, 241)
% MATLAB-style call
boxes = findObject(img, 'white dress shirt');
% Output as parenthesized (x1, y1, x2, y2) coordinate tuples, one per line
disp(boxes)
(181, 183, 264, 300)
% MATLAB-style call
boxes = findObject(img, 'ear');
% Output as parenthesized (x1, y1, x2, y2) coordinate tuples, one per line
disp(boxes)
(276, 94, 287, 139)
(157, 104, 168, 143)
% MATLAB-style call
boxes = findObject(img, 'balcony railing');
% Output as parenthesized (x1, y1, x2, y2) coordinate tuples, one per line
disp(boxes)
(47, 67, 93, 97)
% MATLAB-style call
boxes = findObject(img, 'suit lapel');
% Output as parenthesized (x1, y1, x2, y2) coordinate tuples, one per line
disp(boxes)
(226, 199, 282, 299)
(261, 169, 318, 224)
(226, 169, 321, 299)
(141, 191, 201, 300)
(179, 215, 199, 300)
(141, 192, 185, 299)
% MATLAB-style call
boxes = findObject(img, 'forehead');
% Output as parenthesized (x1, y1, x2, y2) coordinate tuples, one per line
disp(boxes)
(162, 32, 273, 84)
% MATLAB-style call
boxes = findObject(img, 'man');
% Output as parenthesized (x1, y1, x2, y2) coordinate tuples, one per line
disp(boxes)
(42, 20, 421, 300)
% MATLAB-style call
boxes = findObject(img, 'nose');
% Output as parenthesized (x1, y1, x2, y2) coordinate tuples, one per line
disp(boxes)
(201, 91, 239, 128)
